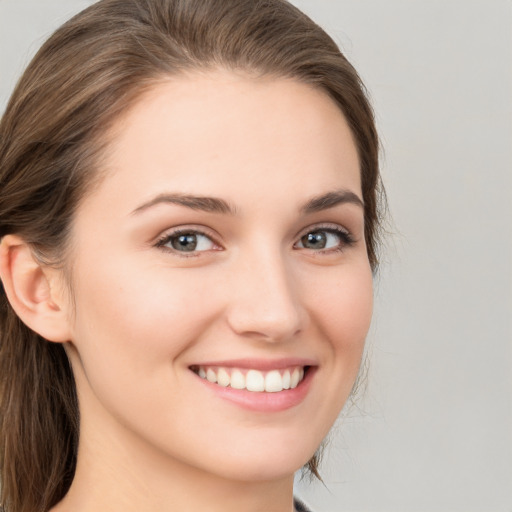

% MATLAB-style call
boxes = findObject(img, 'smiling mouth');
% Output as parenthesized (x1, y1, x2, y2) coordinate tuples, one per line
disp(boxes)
(190, 365, 309, 393)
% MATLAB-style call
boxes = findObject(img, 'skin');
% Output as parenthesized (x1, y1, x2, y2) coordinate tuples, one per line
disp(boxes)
(8, 71, 374, 512)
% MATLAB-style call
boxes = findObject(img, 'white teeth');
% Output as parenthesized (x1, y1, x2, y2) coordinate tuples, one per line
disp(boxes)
(230, 369, 246, 390)
(290, 368, 300, 389)
(195, 365, 307, 393)
(246, 370, 265, 392)
(217, 368, 230, 387)
(265, 370, 283, 393)
(282, 370, 291, 390)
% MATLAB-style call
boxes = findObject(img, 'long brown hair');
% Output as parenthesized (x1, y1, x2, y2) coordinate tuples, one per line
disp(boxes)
(0, 1, 383, 510)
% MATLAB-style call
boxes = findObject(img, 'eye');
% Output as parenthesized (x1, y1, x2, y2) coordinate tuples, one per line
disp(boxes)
(156, 229, 218, 254)
(295, 226, 354, 252)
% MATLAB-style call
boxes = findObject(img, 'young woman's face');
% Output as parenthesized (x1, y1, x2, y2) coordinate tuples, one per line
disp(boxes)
(63, 71, 373, 482)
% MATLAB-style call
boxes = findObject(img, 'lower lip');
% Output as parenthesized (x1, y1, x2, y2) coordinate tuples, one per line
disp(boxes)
(193, 367, 316, 413)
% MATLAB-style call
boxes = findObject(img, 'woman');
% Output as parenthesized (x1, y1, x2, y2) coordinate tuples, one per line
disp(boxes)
(0, 1, 383, 511)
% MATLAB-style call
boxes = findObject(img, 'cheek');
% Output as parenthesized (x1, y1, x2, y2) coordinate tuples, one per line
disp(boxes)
(309, 261, 373, 339)
(66, 261, 227, 435)
(286, 260, 373, 445)
(305, 260, 373, 384)
(69, 259, 223, 373)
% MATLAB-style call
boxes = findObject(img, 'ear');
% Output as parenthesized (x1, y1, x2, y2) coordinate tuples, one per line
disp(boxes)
(0, 234, 72, 343)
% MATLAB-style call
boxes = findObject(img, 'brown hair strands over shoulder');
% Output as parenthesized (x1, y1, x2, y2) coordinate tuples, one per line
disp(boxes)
(0, 1, 384, 510)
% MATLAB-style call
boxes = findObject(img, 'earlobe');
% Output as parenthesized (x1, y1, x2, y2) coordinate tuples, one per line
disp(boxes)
(0, 234, 72, 343)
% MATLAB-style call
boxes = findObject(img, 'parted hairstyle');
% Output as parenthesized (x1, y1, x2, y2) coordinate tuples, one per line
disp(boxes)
(0, 1, 383, 511)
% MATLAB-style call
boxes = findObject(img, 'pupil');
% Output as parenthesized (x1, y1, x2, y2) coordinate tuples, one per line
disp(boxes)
(303, 232, 326, 249)
(172, 234, 197, 251)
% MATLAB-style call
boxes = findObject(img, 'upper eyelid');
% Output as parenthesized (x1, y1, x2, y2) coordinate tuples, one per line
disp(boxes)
(295, 222, 351, 239)
(155, 225, 221, 245)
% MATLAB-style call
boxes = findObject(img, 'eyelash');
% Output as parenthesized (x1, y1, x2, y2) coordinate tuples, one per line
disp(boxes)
(155, 224, 355, 257)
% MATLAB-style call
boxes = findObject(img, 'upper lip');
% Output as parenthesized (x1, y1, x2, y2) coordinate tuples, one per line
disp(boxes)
(188, 358, 317, 371)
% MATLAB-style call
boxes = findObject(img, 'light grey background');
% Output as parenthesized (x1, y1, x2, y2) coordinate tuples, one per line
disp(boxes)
(1, 1, 511, 511)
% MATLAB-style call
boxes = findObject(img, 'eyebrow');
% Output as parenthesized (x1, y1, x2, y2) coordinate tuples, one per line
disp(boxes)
(131, 188, 363, 216)
(131, 193, 237, 215)
(300, 189, 364, 213)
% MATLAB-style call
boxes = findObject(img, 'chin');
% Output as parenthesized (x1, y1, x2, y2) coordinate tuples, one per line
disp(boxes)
(193, 437, 319, 483)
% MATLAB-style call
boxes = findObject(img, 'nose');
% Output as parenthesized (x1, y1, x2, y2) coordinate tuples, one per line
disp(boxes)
(225, 247, 306, 342)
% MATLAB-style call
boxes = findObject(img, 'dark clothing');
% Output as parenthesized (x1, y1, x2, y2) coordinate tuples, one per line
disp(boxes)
(294, 497, 313, 512)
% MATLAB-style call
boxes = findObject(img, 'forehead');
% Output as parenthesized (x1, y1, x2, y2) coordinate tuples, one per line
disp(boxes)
(82, 70, 361, 216)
